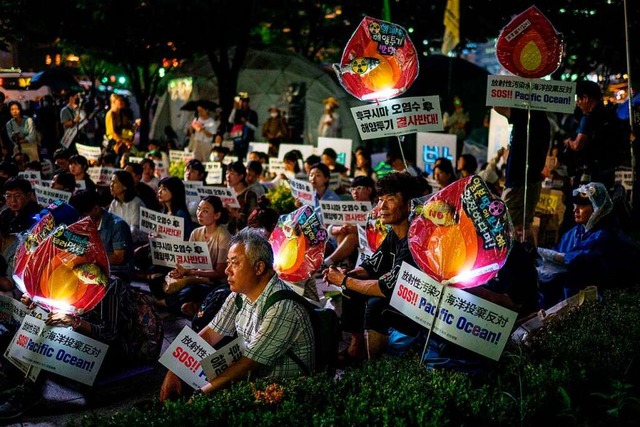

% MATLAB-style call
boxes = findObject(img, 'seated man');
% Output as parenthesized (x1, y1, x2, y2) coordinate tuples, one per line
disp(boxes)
(0, 177, 42, 235)
(160, 228, 315, 402)
(69, 190, 135, 282)
(537, 182, 640, 308)
(323, 172, 423, 363)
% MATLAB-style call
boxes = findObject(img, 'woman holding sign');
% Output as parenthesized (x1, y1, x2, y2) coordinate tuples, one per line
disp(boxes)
(161, 196, 231, 318)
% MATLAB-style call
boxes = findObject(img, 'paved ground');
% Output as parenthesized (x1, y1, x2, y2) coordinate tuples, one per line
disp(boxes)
(2, 279, 345, 426)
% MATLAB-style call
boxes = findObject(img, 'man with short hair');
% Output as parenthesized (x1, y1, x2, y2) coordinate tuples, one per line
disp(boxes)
(69, 190, 134, 282)
(124, 162, 161, 212)
(160, 228, 315, 402)
(0, 177, 42, 234)
(324, 172, 423, 362)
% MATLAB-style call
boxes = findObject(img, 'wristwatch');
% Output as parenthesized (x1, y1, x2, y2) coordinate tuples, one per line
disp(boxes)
(340, 273, 350, 293)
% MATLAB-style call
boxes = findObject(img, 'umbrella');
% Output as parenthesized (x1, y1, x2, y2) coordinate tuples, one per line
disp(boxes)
(180, 99, 218, 111)
(29, 69, 83, 93)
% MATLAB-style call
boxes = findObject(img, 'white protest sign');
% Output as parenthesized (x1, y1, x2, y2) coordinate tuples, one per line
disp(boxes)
(355, 225, 373, 267)
(200, 337, 246, 382)
(328, 172, 342, 191)
(203, 162, 224, 185)
(18, 171, 42, 188)
(486, 75, 576, 114)
(288, 178, 315, 206)
(184, 181, 204, 205)
(170, 150, 193, 164)
(34, 184, 72, 206)
(278, 144, 315, 161)
(487, 109, 512, 163)
(197, 186, 240, 209)
(390, 262, 517, 361)
(75, 143, 102, 162)
(149, 237, 212, 269)
(248, 142, 270, 155)
(127, 156, 145, 164)
(8, 316, 108, 385)
(416, 132, 457, 175)
(87, 166, 120, 186)
(351, 95, 443, 140)
(268, 158, 287, 176)
(222, 155, 238, 165)
(140, 207, 185, 240)
(319, 201, 372, 225)
(75, 181, 86, 191)
(159, 326, 215, 390)
(318, 137, 353, 172)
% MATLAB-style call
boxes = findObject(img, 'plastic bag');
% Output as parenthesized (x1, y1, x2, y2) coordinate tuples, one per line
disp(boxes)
(269, 205, 327, 282)
(408, 175, 515, 288)
(333, 16, 418, 102)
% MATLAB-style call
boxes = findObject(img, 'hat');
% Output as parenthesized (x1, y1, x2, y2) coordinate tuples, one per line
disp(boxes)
(572, 190, 592, 206)
(351, 175, 375, 189)
(571, 182, 613, 231)
(322, 96, 339, 108)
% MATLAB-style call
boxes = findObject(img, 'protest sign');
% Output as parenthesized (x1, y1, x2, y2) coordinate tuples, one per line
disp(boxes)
(127, 156, 145, 164)
(318, 137, 353, 172)
(88, 166, 120, 186)
(197, 186, 240, 209)
(486, 75, 576, 114)
(170, 150, 194, 164)
(415, 132, 457, 175)
(159, 326, 215, 390)
(248, 142, 270, 156)
(268, 158, 287, 176)
(149, 237, 212, 269)
(18, 171, 42, 188)
(8, 315, 108, 385)
(203, 162, 224, 185)
(319, 200, 372, 225)
(140, 207, 185, 240)
(200, 337, 245, 382)
(184, 181, 204, 205)
(350, 96, 443, 140)
(75, 143, 102, 162)
(355, 225, 373, 267)
(34, 184, 72, 206)
(288, 178, 315, 206)
(390, 262, 517, 361)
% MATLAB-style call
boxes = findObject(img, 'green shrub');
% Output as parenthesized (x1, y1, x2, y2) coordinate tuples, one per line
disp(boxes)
(265, 183, 296, 215)
(169, 160, 186, 178)
(74, 288, 640, 427)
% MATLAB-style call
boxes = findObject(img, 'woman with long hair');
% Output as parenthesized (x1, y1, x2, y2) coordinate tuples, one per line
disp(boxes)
(109, 170, 146, 244)
(157, 176, 194, 238)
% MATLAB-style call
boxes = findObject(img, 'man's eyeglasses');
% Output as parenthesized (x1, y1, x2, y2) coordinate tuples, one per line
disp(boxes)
(4, 193, 25, 201)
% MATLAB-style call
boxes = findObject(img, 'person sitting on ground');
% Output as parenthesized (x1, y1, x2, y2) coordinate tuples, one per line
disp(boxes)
(124, 161, 162, 212)
(68, 154, 97, 193)
(160, 196, 231, 317)
(70, 190, 135, 283)
(537, 181, 640, 308)
(456, 153, 478, 178)
(159, 228, 315, 402)
(323, 172, 424, 364)
(432, 158, 457, 189)
(52, 148, 71, 174)
(0, 277, 137, 420)
(303, 154, 321, 175)
(50, 171, 76, 193)
(386, 149, 422, 177)
(321, 148, 348, 176)
(108, 170, 147, 245)
(0, 177, 42, 235)
(225, 161, 258, 235)
(352, 146, 377, 180)
(323, 176, 377, 269)
(246, 160, 266, 197)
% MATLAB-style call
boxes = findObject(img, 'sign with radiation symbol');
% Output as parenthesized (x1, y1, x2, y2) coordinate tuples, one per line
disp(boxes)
(333, 16, 419, 102)
(270, 205, 328, 282)
(408, 175, 515, 289)
(496, 6, 563, 78)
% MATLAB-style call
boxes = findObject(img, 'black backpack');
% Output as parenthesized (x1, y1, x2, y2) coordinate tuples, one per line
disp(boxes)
(235, 289, 341, 376)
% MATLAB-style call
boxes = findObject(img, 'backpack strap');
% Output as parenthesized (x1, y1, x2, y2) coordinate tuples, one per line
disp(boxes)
(234, 289, 313, 375)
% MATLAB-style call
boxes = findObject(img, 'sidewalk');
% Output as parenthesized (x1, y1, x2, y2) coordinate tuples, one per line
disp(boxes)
(3, 278, 344, 426)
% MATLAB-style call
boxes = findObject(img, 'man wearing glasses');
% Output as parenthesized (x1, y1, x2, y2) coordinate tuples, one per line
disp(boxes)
(0, 177, 42, 234)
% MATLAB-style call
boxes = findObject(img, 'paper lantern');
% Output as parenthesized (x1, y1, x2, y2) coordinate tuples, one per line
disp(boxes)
(333, 16, 419, 101)
(409, 175, 515, 288)
(14, 216, 110, 314)
(365, 205, 390, 251)
(496, 6, 563, 78)
(270, 205, 327, 282)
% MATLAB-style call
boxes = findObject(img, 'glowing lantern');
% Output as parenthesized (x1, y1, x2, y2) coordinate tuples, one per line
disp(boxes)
(270, 205, 327, 282)
(365, 205, 390, 251)
(496, 6, 563, 78)
(333, 16, 419, 102)
(14, 216, 110, 314)
(409, 176, 515, 288)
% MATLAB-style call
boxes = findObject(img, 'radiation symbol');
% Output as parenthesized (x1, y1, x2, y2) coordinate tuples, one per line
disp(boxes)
(351, 58, 370, 74)
(489, 200, 505, 216)
(369, 21, 381, 35)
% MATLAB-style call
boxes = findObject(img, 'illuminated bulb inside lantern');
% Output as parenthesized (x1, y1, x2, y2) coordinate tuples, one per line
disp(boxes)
(274, 238, 299, 271)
